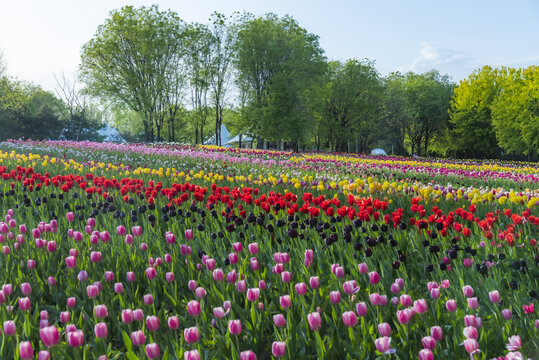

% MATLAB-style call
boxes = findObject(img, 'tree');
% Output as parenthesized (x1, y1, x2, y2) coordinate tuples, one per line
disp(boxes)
(381, 73, 412, 155)
(0, 48, 6, 77)
(207, 12, 241, 146)
(448, 66, 500, 158)
(54, 74, 103, 141)
(323, 59, 383, 152)
(185, 23, 212, 144)
(235, 14, 326, 149)
(80, 5, 186, 142)
(492, 66, 539, 158)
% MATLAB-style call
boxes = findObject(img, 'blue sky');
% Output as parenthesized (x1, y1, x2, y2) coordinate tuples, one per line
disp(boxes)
(0, 0, 537, 91)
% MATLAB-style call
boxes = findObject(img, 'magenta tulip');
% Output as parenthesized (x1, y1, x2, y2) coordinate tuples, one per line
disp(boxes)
(94, 322, 108, 339)
(183, 326, 200, 344)
(40, 326, 59, 347)
(145, 343, 160, 359)
(273, 314, 286, 327)
(307, 312, 321, 331)
(272, 342, 286, 357)
(342, 311, 358, 327)
(375, 336, 395, 354)
(146, 315, 160, 332)
(19, 341, 34, 359)
(184, 350, 201, 360)
(131, 330, 146, 346)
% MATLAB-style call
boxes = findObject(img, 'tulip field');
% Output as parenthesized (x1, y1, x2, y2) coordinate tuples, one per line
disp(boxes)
(0, 139, 538, 360)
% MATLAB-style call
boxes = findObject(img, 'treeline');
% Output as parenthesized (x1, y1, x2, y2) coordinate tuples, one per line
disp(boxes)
(1, 6, 538, 159)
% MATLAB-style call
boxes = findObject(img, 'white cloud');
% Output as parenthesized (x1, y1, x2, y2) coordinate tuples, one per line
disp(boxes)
(399, 42, 474, 80)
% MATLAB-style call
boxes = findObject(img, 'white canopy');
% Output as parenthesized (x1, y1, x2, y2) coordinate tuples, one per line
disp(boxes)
(371, 148, 387, 156)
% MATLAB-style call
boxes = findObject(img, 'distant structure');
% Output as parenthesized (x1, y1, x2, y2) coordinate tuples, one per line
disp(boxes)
(205, 124, 252, 148)
(97, 123, 125, 142)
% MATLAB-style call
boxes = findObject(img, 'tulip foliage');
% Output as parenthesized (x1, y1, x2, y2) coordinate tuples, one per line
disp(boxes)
(0, 140, 537, 359)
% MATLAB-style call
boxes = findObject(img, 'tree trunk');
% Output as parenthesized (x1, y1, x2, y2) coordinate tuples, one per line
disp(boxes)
(195, 128, 199, 145)
(201, 126, 204, 145)
(239, 134, 242, 148)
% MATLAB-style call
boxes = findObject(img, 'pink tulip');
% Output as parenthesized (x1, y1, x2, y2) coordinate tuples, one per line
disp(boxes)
(375, 336, 395, 354)
(3, 320, 16, 336)
(104, 271, 114, 282)
(397, 309, 413, 324)
(489, 290, 500, 303)
(134, 309, 144, 321)
(184, 349, 201, 360)
(195, 287, 206, 298)
(446, 299, 457, 312)
(467, 297, 479, 310)
(248, 243, 259, 254)
(145, 343, 160, 359)
(213, 307, 226, 319)
(462, 285, 474, 297)
(228, 319, 242, 335)
(463, 326, 478, 339)
(391, 283, 400, 294)
(502, 308, 512, 320)
(413, 299, 428, 314)
(21, 282, 32, 296)
(304, 249, 314, 267)
(94, 304, 108, 319)
(86, 285, 99, 298)
(369, 292, 382, 306)
(273, 314, 286, 327)
(250, 258, 259, 271)
(60, 311, 70, 323)
(99, 231, 110, 242)
(213, 269, 224, 282)
(19, 297, 31, 311)
(330, 291, 341, 304)
(78, 270, 88, 282)
(146, 315, 160, 332)
(309, 276, 320, 289)
(187, 300, 201, 317)
(430, 326, 443, 341)
(307, 312, 321, 331)
(40, 326, 59, 347)
(122, 309, 134, 324)
(66, 212, 75, 222)
(236, 280, 247, 293)
(188, 279, 197, 290)
(421, 336, 436, 350)
(229, 253, 239, 265)
(280, 295, 291, 309)
(185, 229, 193, 240)
(506, 335, 521, 351)
(145, 267, 157, 280)
(430, 288, 440, 299)
(19, 341, 34, 359)
(378, 322, 391, 336)
(356, 302, 368, 317)
(247, 288, 260, 302)
(94, 322, 108, 339)
(342, 311, 358, 327)
(295, 282, 307, 296)
(358, 262, 368, 274)
(464, 315, 477, 327)
(131, 330, 146, 346)
(65, 256, 77, 269)
(183, 326, 199, 344)
(46, 241, 56, 252)
(67, 297, 76, 308)
(27, 259, 36, 269)
(272, 342, 286, 357)
(281, 271, 292, 283)
(38, 350, 51, 360)
(463, 258, 474, 268)
(125, 234, 133, 244)
(240, 350, 257, 360)
(368, 271, 380, 285)
(418, 348, 434, 360)
(114, 282, 124, 294)
(343, 280, 359, 295)
(334, 266, 345, 278)
(400, 294, 412, 307)
(462, 338, 480, 355)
